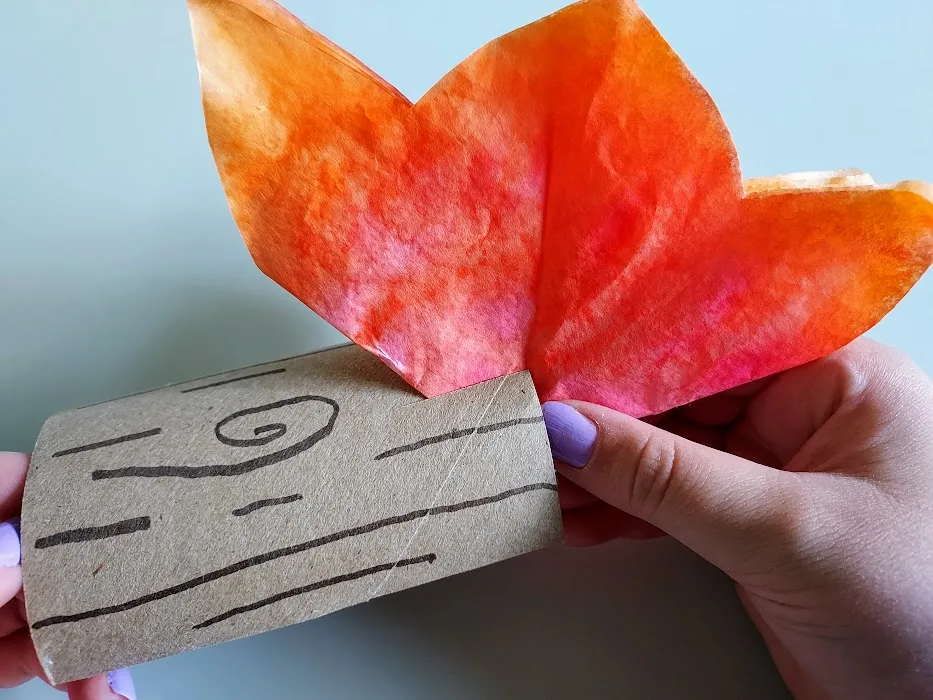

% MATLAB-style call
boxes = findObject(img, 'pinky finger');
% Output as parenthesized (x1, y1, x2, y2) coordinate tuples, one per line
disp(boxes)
(0, 602, 25, 636)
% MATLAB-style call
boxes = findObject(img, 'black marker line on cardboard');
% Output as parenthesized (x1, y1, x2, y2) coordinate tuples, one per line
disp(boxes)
(35, 517, 151, 549)
(32, 482, 556, 629)
(52, 429, 162, 458)
(374, 416, 544, 460)
(232, 494, 303, 517)
(180, 368, 286, 394)
(91, 396, 339, 480)
(193, 553, 437, 628)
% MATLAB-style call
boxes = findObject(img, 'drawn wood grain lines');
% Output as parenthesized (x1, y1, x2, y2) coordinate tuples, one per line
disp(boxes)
(180, 368, 286, 393)
(232, 494, 303, 516)
(374, 416, 544, 460)
(52, 429, 162, 458)
(31, 482, 556, 630)
(193, 553, 437, 628)
(35, 517, 151, 549)
(90, 396, 339, 480)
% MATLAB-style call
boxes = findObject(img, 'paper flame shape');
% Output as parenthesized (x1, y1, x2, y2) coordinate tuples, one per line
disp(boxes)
(189, 0, 933, 417)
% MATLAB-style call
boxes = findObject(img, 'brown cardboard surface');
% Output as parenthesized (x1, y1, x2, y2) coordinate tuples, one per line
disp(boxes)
(21, 344, 561, 684)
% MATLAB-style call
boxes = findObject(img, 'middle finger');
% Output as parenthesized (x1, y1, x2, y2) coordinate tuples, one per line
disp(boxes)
(0, 603, 24, 637)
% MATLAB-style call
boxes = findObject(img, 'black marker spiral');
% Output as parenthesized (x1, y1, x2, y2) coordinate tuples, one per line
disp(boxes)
(91, 396, 339, 480)
(216, 400, 295, 447)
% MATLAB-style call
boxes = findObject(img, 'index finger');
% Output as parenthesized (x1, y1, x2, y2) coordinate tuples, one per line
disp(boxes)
(0, 453, 29, 522)
(676, 376, 774, 427)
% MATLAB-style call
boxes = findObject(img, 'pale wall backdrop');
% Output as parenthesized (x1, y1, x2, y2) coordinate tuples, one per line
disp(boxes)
(2, 1, 931, 698)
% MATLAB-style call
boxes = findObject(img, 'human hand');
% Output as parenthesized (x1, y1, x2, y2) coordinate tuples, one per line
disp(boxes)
(1, 452, 137, 699)
(545, 338, 933, 700)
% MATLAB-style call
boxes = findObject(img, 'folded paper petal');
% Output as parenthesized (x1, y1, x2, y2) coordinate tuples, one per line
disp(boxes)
(190, 0, 933, 416)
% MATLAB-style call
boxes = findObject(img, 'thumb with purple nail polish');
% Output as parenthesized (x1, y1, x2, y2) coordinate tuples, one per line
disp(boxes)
(542, 402, 597, 468)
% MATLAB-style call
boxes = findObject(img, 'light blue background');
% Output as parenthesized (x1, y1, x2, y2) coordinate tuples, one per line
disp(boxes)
(2, 1, 930, 698)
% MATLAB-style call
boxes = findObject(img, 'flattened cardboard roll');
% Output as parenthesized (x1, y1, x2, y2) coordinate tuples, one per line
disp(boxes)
(21, 343, 562, 684)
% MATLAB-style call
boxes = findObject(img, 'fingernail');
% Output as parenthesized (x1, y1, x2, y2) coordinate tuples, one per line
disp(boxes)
(0, 518, 21, 567)
(108, 668, 137, 700)
(542, 402, 597, 468)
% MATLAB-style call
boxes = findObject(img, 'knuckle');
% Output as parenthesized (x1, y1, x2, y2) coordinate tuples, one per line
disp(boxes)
(623, 433, 681, 517)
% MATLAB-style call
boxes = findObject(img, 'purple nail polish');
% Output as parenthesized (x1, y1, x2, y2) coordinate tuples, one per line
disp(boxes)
(108, 668, 137, 700)
(0, 518, 21, 567)
(542, 402, 597, 468)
